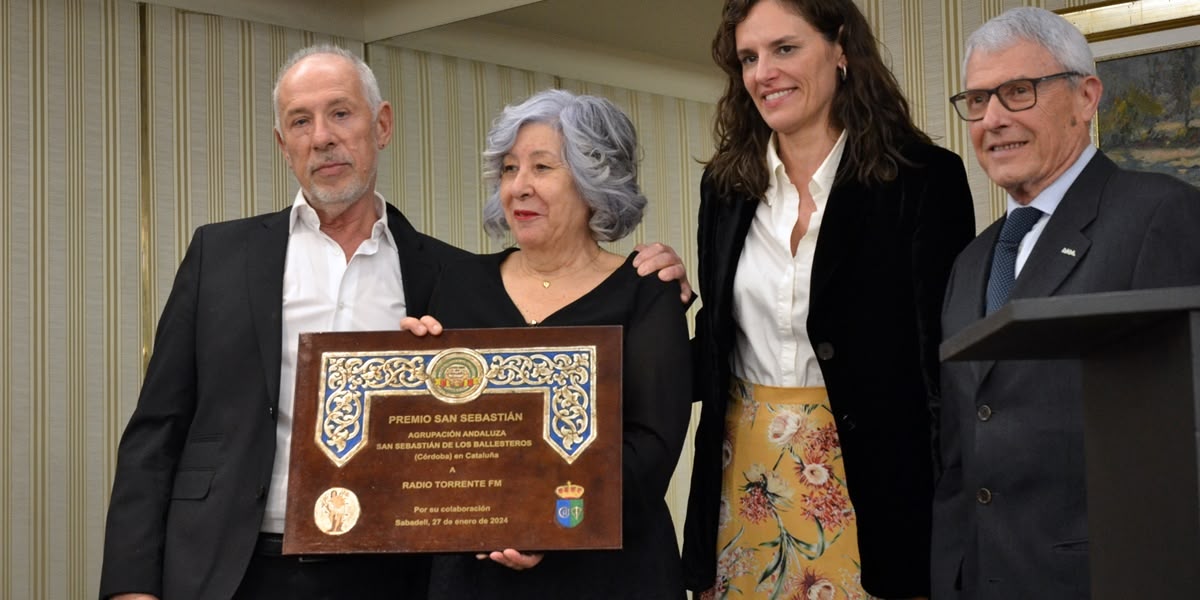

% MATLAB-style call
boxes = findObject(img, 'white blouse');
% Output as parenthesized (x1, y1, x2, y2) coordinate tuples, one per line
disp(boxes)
(731, 131, 846, 387)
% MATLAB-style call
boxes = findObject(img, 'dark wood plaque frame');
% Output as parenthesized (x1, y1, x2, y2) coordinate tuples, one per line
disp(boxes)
(282, 326, 622, 555)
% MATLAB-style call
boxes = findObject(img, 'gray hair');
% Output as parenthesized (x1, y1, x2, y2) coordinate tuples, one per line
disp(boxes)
(272, 44, 384, 133)
(481, 89, 646, 242)
(964, 7, 1096, 78)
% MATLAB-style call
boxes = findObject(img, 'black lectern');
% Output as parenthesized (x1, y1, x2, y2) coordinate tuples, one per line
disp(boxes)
(940, 286, 1200, 599)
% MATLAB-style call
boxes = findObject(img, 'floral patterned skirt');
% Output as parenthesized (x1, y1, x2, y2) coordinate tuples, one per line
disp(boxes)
(713, 379, 873, 600)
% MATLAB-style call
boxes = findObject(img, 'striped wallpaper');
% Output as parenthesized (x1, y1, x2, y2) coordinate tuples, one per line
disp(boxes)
(2, 0, 1098, 597)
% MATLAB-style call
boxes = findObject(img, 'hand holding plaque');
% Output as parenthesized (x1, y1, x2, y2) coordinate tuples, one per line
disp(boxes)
(283, 326, 622, 555)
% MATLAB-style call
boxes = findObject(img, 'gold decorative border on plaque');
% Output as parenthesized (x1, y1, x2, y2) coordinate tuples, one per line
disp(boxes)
(314, 346, 599, 467)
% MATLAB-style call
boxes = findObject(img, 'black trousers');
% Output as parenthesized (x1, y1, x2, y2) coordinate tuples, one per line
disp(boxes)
(233, 533, 431, 600)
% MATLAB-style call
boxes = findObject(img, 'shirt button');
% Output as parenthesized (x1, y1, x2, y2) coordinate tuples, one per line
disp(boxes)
(977, 404, 993, 421)
(815, 342, 835, 361)
(977, 488, 993, 504)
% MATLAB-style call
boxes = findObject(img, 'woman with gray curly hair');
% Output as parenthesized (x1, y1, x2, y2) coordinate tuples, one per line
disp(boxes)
(403, 88, 691, 599)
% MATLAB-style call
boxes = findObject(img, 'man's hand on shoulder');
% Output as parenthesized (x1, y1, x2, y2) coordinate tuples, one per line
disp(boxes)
(633, 242, 693, 303)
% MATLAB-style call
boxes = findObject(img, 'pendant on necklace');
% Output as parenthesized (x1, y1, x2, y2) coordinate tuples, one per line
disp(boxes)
(542, 280, 550, 288)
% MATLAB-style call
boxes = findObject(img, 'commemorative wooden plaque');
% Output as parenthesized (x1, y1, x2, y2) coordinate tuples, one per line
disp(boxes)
(282, 326, 623, 555)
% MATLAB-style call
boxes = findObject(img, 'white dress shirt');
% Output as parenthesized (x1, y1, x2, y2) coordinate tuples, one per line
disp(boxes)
(731, 131, 847, 387)
(261, 191, 407, 533)
(1008, 144, 1096, 277)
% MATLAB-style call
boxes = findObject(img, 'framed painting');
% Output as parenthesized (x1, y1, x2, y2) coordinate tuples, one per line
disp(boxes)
(1093, 24, 1200, 187)
(1058, 1, 1200, 188)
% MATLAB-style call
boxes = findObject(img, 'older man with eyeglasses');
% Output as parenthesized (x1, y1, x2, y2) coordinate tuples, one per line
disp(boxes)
(931, 7, 1200, 600)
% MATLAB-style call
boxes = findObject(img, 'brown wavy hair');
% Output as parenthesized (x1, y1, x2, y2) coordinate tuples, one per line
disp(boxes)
(707, 0, 931, 198)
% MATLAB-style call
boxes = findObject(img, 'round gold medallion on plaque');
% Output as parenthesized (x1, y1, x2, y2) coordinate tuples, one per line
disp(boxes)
(426, 348, 488, 404)
(314, 487, 361, 536)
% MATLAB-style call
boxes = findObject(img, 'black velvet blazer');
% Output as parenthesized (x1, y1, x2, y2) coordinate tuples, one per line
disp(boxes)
(681, 141, 975, 598)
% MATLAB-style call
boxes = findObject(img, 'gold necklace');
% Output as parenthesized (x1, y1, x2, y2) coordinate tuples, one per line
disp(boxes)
(522, 248, 602, 289)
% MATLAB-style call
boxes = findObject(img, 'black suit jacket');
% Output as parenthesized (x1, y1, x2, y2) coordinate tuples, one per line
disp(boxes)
(682, 142, 975, 597)
(98, 203, 467, 600)
(932, 151, 1200, 599)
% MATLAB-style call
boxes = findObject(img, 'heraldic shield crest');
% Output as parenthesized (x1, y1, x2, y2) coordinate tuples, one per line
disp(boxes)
(555, 481, 585, 528)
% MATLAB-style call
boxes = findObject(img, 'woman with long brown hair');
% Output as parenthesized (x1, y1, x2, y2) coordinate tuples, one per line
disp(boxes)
(682, 1, 974, 598)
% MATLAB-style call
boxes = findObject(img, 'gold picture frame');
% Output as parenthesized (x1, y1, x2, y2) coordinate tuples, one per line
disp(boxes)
(1057, 0, 1200, 43)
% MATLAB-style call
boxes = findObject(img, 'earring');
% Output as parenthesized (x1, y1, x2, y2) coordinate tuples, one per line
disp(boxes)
(838, 64, 848, 81)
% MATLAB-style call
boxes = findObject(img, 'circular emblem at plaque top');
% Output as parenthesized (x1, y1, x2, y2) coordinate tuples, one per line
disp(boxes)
(314, 487, 361, 536)
(426, 348, 489, 404)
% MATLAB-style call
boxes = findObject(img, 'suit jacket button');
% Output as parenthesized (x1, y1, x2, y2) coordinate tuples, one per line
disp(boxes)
(257, 485, 267, 499)
(977, 404, 993, 421)
(268, 406, 276, 419)
(816, 342, 835, 361)
(976, 488, 993, 504)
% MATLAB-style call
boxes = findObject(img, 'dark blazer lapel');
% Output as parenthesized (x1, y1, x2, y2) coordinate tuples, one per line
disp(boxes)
(247, 207, 290, 408)
(957, 224, 1003, 385)
(811, 176, 870, 301)
(386, 203, 439, 316)
(963, 225, 1001, 322)
(711, 192, 759, 318)
(1010, 152, 1114, 301)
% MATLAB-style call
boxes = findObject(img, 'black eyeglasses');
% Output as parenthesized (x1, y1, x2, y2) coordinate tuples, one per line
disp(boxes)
(950, 72, 1083, 121)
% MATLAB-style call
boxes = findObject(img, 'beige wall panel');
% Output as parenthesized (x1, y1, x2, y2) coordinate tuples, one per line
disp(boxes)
(3, 1, 35, 595)
(2, 0, 141, 598)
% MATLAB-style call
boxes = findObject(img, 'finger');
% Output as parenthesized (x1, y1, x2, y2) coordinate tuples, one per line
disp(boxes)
(485, 550, 517, 569)
(653, 264, 685, 282)
(419, 315, 444, 335)
(501, 549, 543, 569)
(635, 252, 674, 276)
(399, 317, 428, 336)
(665, 267, 693, 303)
(631, 242, 665, 270)
(485, 548, 540, 570)
(517, 552, 544, 568)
